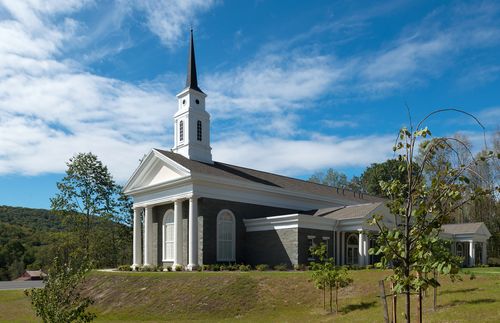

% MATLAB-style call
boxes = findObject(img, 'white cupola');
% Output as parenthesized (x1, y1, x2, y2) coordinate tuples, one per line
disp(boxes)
(172, 30, 212, 164)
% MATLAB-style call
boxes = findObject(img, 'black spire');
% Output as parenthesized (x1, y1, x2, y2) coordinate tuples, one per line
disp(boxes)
(185, 29, 203, 93)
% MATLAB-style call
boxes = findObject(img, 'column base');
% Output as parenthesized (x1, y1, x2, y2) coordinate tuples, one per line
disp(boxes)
(187, 264, 199, 271)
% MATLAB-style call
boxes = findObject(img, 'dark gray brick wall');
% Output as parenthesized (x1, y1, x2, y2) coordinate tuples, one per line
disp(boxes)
(198, 197, 298, 264)
(245, 228, 298, 266)
(298, 228, 334, 264)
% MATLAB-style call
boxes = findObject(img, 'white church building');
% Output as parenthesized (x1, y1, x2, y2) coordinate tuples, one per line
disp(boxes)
(123, 32, 490, 270)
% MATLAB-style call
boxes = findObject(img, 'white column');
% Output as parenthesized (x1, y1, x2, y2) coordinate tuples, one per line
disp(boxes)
(468, 240, 475, 267)
(335, 231, 341, 266)
(187, 196, 198, 270)
(363, 235, 369, 265)
(173, 200, 183, 268)
(143, 206, 153, 266)
(340, 232, 345, 265)
(358, 231, 364, 267)
(132, 207, 143, 269)
(481, 242, 487, 265)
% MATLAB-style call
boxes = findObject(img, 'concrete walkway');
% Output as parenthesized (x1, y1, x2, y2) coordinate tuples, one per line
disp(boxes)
(0, 280, 44, 290)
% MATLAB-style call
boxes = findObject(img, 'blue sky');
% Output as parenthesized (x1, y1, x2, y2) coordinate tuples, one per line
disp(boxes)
(0, 0, 499, 209)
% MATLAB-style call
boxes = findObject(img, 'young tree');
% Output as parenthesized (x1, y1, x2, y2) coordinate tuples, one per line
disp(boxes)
(50, 152, 132, 267)
(25, 256, 95, 323)
(369, 110, 497, 323)
(309, 243, 352, 314)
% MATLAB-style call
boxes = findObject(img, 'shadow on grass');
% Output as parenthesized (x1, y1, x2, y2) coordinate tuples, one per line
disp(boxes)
(443, 298, 496, 308)
(439, 287, 478, 295)
(341, 301, 377, 314)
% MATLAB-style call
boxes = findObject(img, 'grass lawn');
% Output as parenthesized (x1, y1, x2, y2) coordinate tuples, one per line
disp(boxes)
(1, 268, 499, 322)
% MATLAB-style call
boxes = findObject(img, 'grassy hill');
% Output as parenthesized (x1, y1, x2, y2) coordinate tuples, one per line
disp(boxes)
(1, 268, 499, 322)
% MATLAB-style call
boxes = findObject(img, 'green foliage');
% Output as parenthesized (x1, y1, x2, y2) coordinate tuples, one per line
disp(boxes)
(309, 168, 349, 188)
(255, 264, 269, 271)
(369, 119, 497, 322)
(309, 243, 352, 313)
(174, 264, 184, 272)
(294, 263, 308, 271)
(50, 152, 133, 268)
(273, 263, 288, 271)
(117, 265, 132, 272)
(360, 159, 411, 197)
(24, 257, 95, 323)
(239, 264, 251, 271)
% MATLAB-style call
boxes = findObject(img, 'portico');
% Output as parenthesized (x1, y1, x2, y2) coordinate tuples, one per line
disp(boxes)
(131, 196, 199, 270)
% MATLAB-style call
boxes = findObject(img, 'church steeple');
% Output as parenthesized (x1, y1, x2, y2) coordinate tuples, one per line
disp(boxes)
(172, 30, 212, 164)
(185, 29, 203, 93)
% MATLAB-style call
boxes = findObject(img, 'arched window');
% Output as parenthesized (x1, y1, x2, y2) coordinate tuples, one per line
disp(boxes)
(179, 121, 184, 142)
(163, 210, 174, 261)
(217, 210, 235, 262)
(197, 120, 202, 141)
(346, 234, 359, 265)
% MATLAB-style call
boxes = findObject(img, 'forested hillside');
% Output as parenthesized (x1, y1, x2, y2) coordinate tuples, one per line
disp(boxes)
(0, 206, 63, 280)
(0, 205, 132, 281)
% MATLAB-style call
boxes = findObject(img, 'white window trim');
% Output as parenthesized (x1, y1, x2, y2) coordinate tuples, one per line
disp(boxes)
(346, 233, 359, 265)
(216, 209, 236, 262)
(307, 236, 316, 261)
(162, 209, 175, 262)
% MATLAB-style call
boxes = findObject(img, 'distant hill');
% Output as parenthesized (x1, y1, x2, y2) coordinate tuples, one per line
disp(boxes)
(0, 205, 65, 281)
(0, 205, 64, 231)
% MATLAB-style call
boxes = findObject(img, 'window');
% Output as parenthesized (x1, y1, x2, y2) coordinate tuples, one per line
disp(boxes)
(456, 243, 463, 257)
(307, 236, 316, 260)
(163, 210, 174, 261)
(217, 210, 235, 261)
(197, 120, 202, 141)
(179, 121, 184, 142)
(346, 234, 359, 265)
(323, 237, 330, 256)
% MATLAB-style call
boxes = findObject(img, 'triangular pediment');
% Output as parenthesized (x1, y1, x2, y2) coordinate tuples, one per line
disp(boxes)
(123, 150, 190, 193)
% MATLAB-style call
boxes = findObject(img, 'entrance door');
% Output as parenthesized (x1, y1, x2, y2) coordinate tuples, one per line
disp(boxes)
(346, 234, 359, 265)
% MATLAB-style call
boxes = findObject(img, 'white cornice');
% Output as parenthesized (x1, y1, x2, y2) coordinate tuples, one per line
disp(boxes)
(191, 172, 362, 207)
(244, 214, 338, 232)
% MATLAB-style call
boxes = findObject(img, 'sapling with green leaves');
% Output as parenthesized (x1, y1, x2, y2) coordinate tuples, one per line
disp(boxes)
(368, 109, 498, 323)
(309, 243, 352, 313)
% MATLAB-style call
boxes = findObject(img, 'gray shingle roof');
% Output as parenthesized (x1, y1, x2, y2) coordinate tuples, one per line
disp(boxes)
(442, 222, 484, 235)
(309, 202, 384, 220)
(155, 149, 384, 204)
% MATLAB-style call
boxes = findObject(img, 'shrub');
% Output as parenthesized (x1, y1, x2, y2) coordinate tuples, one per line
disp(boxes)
(226, 263, 238, 271)
(365, 265, 374, 269)
(155, 265, 163, 272)
(274, 263, 288, 271)
(117, 265, 132, 272)
(219, 264, 227, 271)
(165, 266, 172, 272)
(255, 264, 269, 271)
(294, 264, 307, 271)
(201, 264, 211, 271)
(239, 264, 251, 271)
(141, 265, 154, 272)
(212, 264, 220, 271)
(487, 257, 500, 266)
(174, 264, 183, 272)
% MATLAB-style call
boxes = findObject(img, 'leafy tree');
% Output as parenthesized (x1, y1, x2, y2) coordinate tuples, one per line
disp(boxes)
(360, 159, 409, 197)
(25, 256, 95, 323)
(369, 111, 497, 323)
(51, 152, 132, 267)
(309, 168, 349, 188)
(309, 243, 352, 313)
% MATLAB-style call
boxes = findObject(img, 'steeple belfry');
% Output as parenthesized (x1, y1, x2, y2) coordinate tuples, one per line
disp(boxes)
(172, 30, 212, 164)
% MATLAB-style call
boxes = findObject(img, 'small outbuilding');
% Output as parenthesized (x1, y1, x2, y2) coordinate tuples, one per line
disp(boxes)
(16, 270, 46, 281)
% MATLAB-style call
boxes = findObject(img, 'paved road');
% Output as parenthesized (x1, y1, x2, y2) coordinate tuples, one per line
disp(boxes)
(0, 280, 44, 290)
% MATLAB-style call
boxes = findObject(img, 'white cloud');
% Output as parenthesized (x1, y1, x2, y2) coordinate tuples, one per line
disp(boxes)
(135, 0, 216, 48)
(212, 134, 394, 177)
